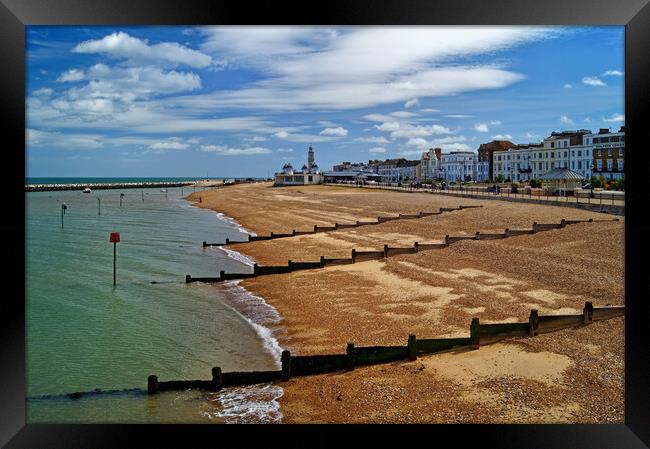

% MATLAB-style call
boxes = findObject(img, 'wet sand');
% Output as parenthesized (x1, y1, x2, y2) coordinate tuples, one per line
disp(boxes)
(190, 182, 624, 423)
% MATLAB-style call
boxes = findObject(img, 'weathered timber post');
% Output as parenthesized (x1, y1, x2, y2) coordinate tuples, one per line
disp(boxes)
(346, 343, 356, 371)
(414, 242, 419, 253)
(475, 231, 481, 240)
(470, 318, 481, 349)
(253, 263, 259, 275)
(589, 218, 593, 222)
(281, 350, 291, 380)
(248, 234, 252, 242)
(351, 249, 357, 263)
(408, 334, 417, 361)
(203, 241, 207, 247)
(225, 237, 230, 245)
(560, 219, 566, 228)
(220, 270, 225, 280)
(185, 275, 191, 283)
(532, 222, 538, 233)
(292, 229, 296, 236)
(583, 301, 594, 324)
(418, 211, 423, 217)
(529, 310, 539, 337)
(383, 244, 389, 258)
(334, 223, 339, 229)
(459, 205, 463, 210)
(504, 228, 510, 238)
(288, 260, 293, 271)
(444, 235, 449, 246)
(356, 220, 360, 225)
(212, 367, 222, 391)
(147, 375, 159, 394)
(314, 225, 318, 232)
(270, 232, 275, 238)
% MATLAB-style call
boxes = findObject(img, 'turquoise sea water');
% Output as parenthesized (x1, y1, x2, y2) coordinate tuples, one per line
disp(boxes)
(26, 187, 283, 423)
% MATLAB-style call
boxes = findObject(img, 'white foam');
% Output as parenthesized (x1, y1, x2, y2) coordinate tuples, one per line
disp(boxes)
(217, 247, 257, 268)
(205, 383, 284, 423)
(214, 212, 257, 237)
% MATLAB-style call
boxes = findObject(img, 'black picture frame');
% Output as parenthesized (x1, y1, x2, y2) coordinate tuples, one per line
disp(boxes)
(3, 0, 649, 447)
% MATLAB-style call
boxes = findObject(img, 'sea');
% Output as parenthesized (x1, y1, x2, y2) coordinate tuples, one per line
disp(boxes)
(26, 179, 284, 423)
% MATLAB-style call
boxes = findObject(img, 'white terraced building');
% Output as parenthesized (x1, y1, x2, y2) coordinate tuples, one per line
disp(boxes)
(440, 151, 478, 182)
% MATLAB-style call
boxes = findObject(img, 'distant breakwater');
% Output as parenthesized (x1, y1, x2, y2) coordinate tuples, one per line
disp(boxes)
(26, 181, 197, 192)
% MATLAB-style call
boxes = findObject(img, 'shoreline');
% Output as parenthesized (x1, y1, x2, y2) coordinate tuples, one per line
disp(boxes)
(187, 183, 624, 423)
(186, 196, 289, 423)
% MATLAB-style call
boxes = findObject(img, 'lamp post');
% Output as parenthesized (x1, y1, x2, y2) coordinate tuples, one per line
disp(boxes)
(97, 197, 101, 216)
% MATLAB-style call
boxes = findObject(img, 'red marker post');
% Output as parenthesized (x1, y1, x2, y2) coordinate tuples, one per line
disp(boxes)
(109, 232, 121, 286)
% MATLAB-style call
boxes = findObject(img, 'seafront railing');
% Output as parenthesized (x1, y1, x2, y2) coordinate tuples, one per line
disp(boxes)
(201, 204, 481, 247)
(186, 217, 620, 284)
(144, 302, 624, 394)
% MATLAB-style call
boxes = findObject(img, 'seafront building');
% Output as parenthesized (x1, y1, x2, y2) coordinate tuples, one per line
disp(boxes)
(440, 151, 478, 182)
(589, 127, 625, 180)
(326, 126, 624, 185)
(274, 146, 323, 186)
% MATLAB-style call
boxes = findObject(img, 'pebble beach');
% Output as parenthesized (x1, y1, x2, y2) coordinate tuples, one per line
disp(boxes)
(189, 182, 624, 424)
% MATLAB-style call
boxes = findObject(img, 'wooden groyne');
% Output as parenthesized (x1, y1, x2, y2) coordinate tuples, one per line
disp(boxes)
(202, 205, 482, 247)
(146, 302, 624, 394)
(187, 217, 620, 284)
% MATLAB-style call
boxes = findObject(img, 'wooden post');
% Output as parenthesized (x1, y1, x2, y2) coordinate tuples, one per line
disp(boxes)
(220, 270, 225, 280)
(383, 244, 389, 258)
(504, 228, 510, 238)
(583, 301, 594, 324)
(185, 275, 191, 283)
(346, 343, 356, 371)
(320, 255, 325, 267)
(112, 242, 117, 286)
(225, 237, 230, 245)
(528, 309, 539, 337)
(334, 223, 339, 229)
(414, 242, 419, 253)
(475, 231, 481, 240)
(444, 234, 449, 246)
(314, 225, 318, 232)
(142, 190, 144, 202)
(589, 218, 593, 222)
(470, 318, 480, 349)
(532, 222, 538, 233)
(292, 229, 296, 236)
(212, 367, 222, 391)
(281, 350, 291, 380)
(202, 241, 207, 247)
(560, 219, 566, 228)
(270, 232, 275, 238)
(408, 334, 417, 361)
(288, 260, 293, 271)
(147, 375, 159, 394)
(351, 248, 357, 263)
(248, 234, 252, 242)
(253, 263, 259, 275)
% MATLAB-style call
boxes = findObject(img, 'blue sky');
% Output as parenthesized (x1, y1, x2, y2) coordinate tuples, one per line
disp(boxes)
(26, 26, 624, 178)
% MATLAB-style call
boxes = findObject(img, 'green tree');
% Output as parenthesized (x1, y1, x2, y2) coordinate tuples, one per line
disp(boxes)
(494, 174, 505, 183)
(529, 178, 542, 188)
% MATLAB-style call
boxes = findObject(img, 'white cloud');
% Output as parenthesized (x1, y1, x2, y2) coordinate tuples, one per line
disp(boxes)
(440, 143, 471, 151)
(405, 138, 429, 147)
(148, 141, 189, 150)
(273, 131, 290, 139)
(582, 76, 606, 87)
(563, 83, 572, 88)
(355, 136, 390, 144)
(404, 98, 420, 108)
(444, 114, 472, 119)
(319, 126, 348, 136)
(389, 124, 452, 139)
(603, 70, 623, 77)
(73, 31, 212, 68)
(525, 132, 539, 139)
(406, 136, 467, 148)
(33, 88, 53, 96)
(368, 147, 387, 153)
(200, 145, 272, 155)
(603, 113, 625, 122)
(490, 120, 502, 125)
(419, 108, 440, 113)
(317, 120, 338, 127)
(243, 136, 267, 142)
(271, 130, 335, 142)
(492, 134, 513, 139)
(26, 128, 104, 149)
(474, 123, 489, 132)
(560, 115, 574, 124)
(584, 117, 592, 123)
(389, 111, 418, 118)
(189, 26, 559, 111)
(374, 121, 401, 132)
(57, 69, 85, 82)
(276, 148, 294, 152)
